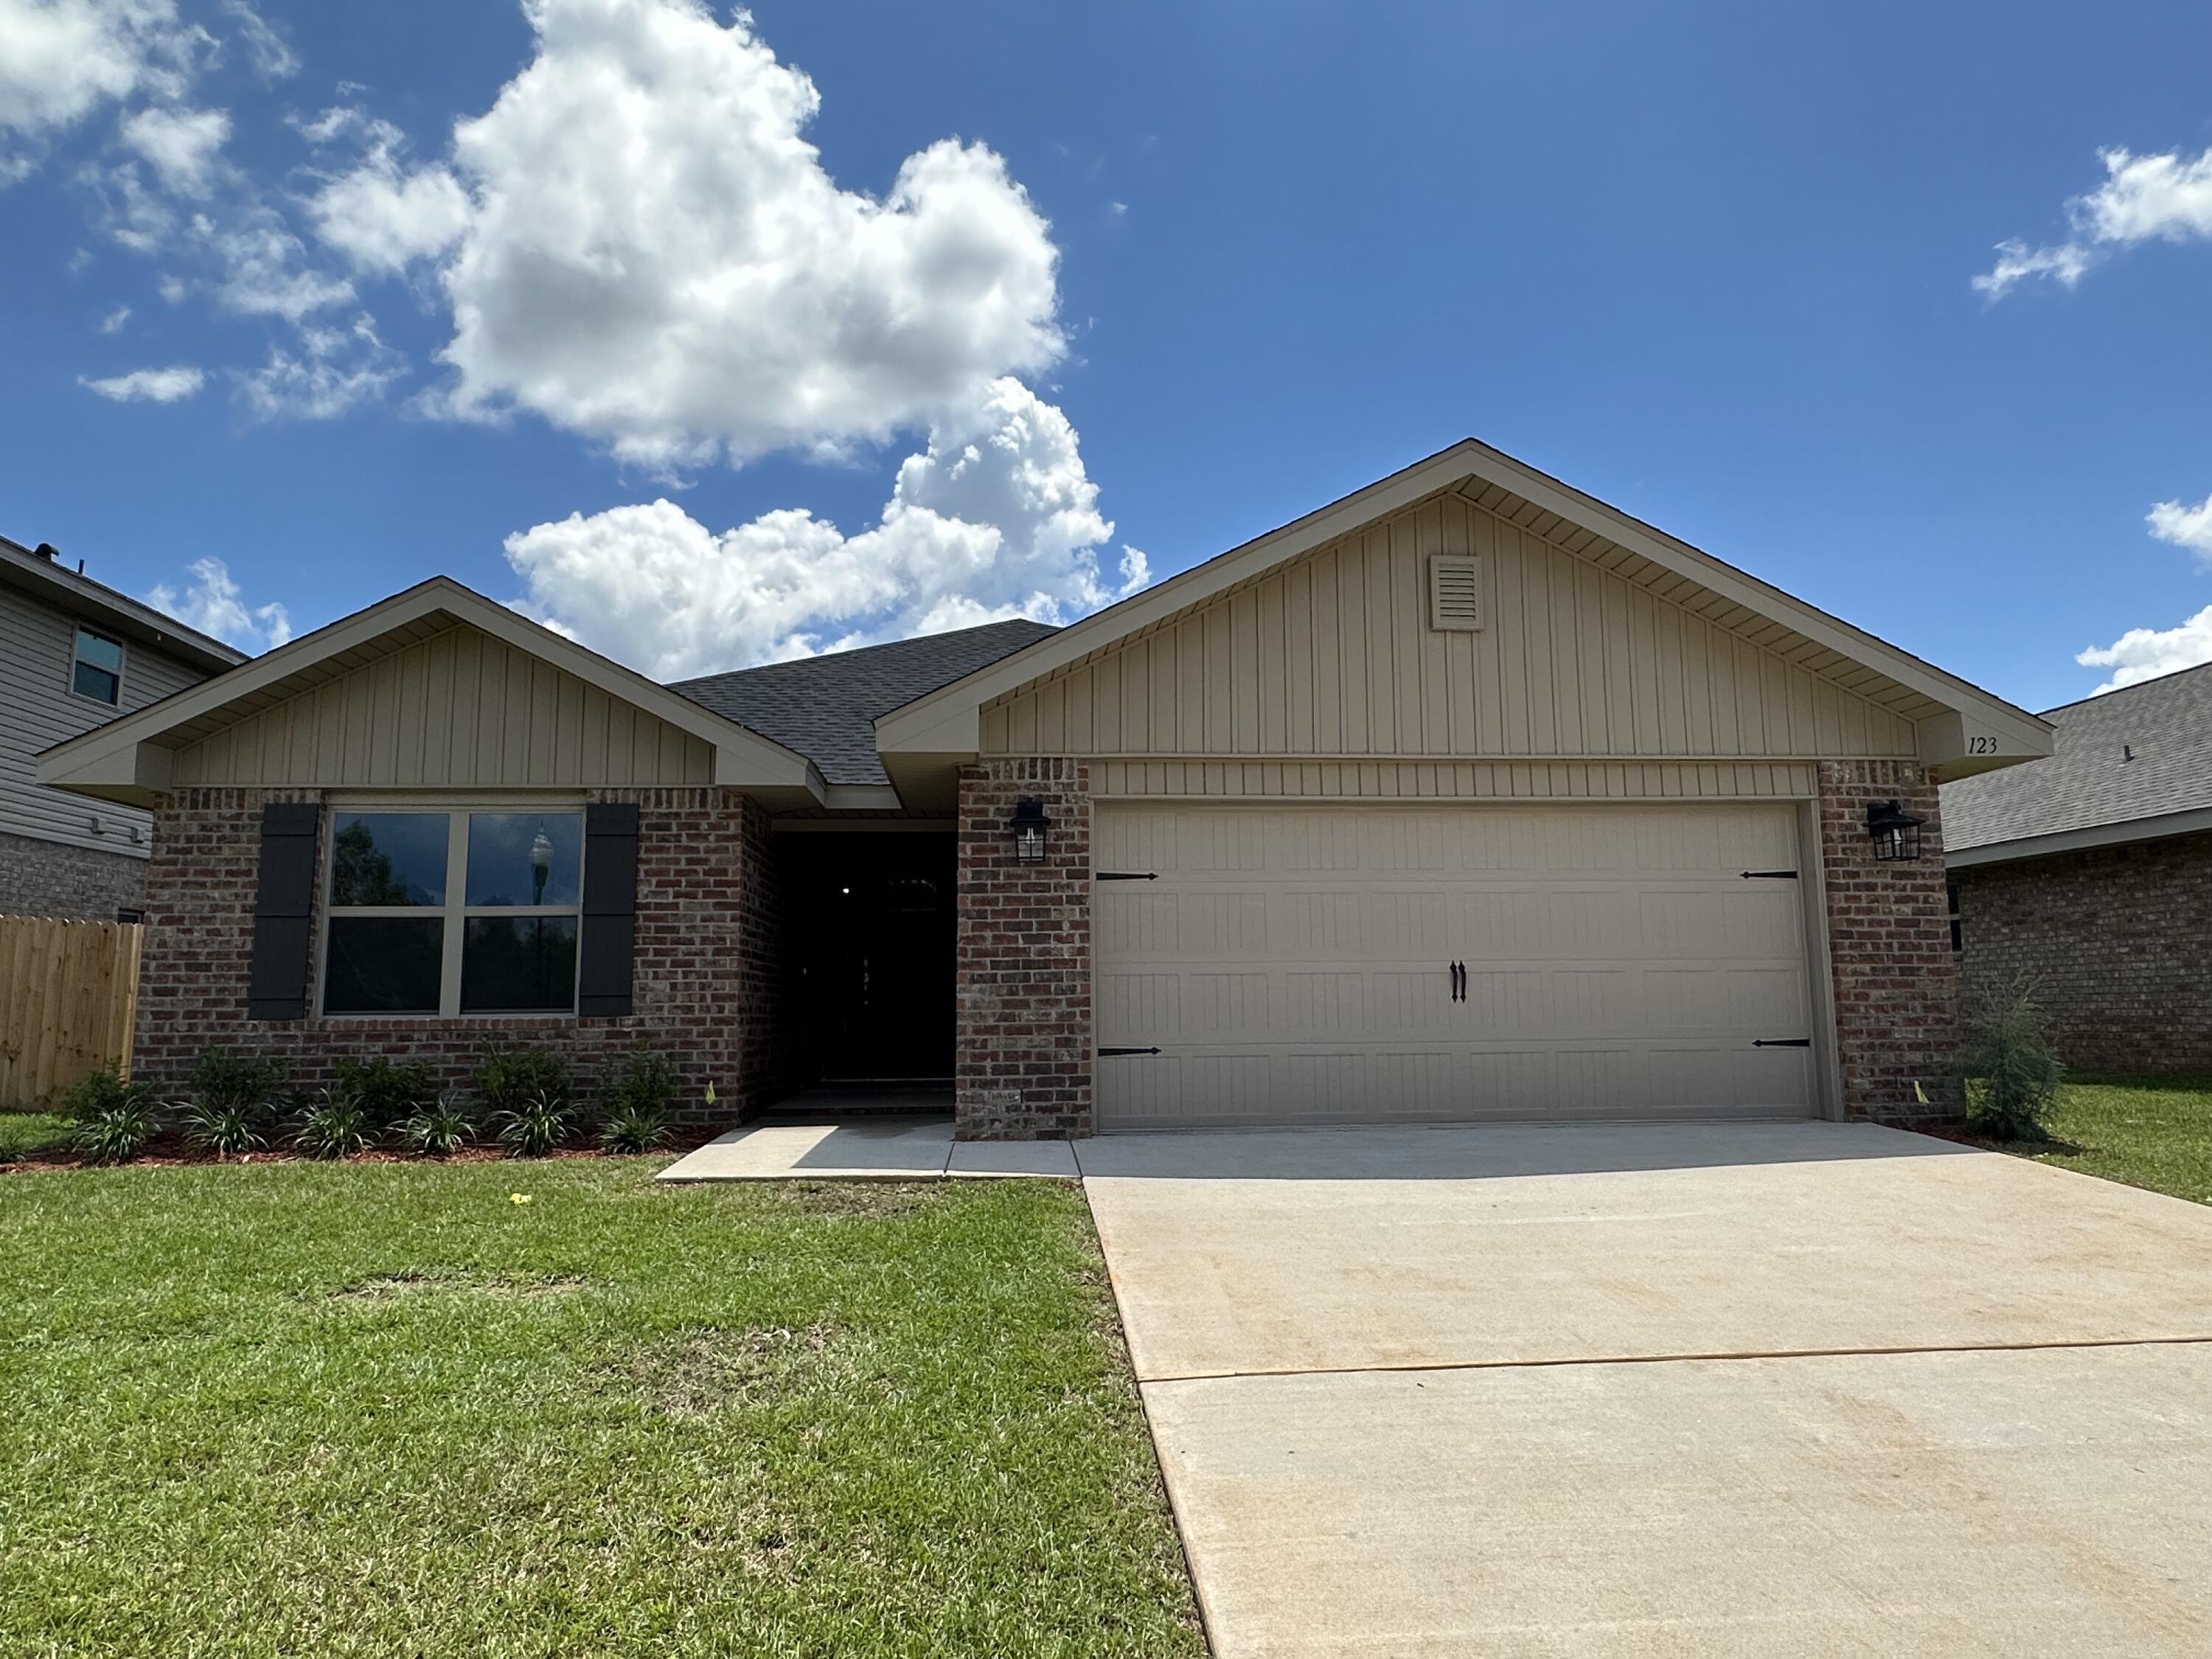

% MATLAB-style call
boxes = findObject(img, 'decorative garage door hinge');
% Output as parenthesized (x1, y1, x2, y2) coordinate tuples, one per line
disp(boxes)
(1098, 1046, 1162, 1057)
(1753, 1037, 1812, 1048)
(1740, 869, 1800, 880)
(1096, 871, 1160, 880)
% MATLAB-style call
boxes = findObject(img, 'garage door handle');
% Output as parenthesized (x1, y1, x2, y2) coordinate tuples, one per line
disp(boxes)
(1753, 1038, 1812, 1048)
(1096, 871, 1159, 881)
(1741, 869, 1799, 880)
(1099, 1046, 1161, 1057)
(1449, 961, 1466, 1001)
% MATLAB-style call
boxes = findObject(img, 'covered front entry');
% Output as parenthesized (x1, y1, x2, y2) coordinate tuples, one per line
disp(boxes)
(779, 830, 956, 1088)
(1093, 801, 1821, 1129)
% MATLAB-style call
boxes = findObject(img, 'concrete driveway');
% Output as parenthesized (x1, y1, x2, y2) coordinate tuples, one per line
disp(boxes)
(1079, 1121, 2212, 1658)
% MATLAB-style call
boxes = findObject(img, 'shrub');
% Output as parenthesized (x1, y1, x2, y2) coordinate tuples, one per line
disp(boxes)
(58, 1064, 152, 1122)
(476, 1046, 571, 1118)
(73, 1097, 161, 1164)
(333, 1057, 434, 1130)
(294, 1088, 374, 1160)
(187, 1048, 290, 1113)
(400, 1091, 476, 1158)
(494, 1090, 571, 1158)
(599, 1051, 676, 1153)
(183, 1099, 266, 1158)
(1960, 977, 2065, 1142)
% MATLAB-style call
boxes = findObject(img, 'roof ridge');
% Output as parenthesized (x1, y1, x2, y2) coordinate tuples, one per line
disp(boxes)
(667, 616, 1054, 689)
(2038, 656, 2212, 719)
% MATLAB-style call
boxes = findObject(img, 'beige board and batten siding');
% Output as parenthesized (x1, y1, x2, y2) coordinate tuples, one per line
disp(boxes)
(1093, 800, 1819, 1129)
(169, 620, 714, 789)
(0, 581, 202, 857)
(981, 491, 1923, 764)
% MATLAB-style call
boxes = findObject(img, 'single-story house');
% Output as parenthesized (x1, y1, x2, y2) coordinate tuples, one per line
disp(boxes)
(1943, 661, 2212, 1074)
(1, 533, 245, 920)
(38, 441, 2051, 1136)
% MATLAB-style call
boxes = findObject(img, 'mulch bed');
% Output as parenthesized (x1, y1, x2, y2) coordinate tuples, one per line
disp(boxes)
(0, 1121, 729, 1176)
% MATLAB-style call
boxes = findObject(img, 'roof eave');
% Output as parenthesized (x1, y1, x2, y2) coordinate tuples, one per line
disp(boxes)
(0, 538, 247, 674)
(1946, 803, 2212, 869)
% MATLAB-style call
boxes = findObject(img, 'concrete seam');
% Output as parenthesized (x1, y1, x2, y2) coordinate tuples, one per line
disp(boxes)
(1142, 1332, 2212, 1387)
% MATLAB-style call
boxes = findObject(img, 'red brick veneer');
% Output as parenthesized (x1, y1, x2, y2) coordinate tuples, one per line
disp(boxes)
(1952, 828, 2212, 1074)
(1816, 760, 1958, 1121)
(131, 787, 782, 1121)
(954, 758, 1092, 1138)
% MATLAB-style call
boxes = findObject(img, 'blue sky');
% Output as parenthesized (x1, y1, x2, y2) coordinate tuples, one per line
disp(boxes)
(6, 1, 2212, 710)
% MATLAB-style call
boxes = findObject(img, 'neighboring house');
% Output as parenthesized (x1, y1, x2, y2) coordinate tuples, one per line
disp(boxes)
(38, 441, 2049, 1136)
(0, 535, 246, 920)
(1942, 663, 2212, 1074)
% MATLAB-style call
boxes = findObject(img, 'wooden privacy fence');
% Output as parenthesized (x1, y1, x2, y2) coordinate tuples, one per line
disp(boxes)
(0, 917, 143, 1110)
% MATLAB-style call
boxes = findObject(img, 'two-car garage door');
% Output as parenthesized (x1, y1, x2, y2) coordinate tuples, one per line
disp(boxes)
(1093, 801, 1820, 1129)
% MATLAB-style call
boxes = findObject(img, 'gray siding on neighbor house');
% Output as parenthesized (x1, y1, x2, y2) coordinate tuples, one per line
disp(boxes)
(0, 580, 204, 860)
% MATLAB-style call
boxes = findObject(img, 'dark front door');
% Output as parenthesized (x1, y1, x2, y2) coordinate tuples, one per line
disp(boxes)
(782, 832, 956, 1084)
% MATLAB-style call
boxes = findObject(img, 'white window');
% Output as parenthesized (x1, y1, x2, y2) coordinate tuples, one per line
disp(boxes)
(321, 807, 587, 1017)
(72, 626, 125, 704)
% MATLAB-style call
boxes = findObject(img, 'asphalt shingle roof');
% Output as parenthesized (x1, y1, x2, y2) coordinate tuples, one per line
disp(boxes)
(1941, 661, 2212, 852)
(667, 619, 1057, 786)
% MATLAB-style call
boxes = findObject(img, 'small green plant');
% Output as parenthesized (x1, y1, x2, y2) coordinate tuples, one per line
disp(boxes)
(183, 1099, 267, 1158)
(494, 1090, 571, 1158)
(333, 1056, 434, 1130)
(598, 1051, 676, 1152)
(72, 1096, 161, 1164)
(400, 1091, 476, 1158)
(1960, 977, 2065, 1143)
(294, 1088, 374, 1159)
(58, 1067, 162, 1164)
(187, 1048, 290, 1113)
(476, 1046, 571, 1118)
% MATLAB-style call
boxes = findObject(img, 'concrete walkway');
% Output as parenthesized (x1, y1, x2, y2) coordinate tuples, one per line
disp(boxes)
(657, 1116, 1079, 1180)
(1081, 1121, 2212, 1658)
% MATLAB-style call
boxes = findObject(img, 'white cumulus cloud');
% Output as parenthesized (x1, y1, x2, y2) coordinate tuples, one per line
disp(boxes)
(504, 378, 1146, 678)
(147, 555, 292, 651)
(0, 0, 204, 142)
(2078, 605, 2212, 694)
(305, 112, 469, 274)
(313, 0, 1065, 469)
(79, 362, 203, 400)
(119, 103, 229, 195)
(1977, 145, 2212, 298)
(2147, 491, 2212, 566)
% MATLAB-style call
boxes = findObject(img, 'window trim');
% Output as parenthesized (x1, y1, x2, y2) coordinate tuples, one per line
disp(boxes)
(317, 797, 589, 1019)
(69, 624, 126, 707)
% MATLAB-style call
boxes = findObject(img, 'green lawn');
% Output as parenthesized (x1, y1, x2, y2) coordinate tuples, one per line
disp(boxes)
(2017, 1073, 2212, 1206)
(0, 1161, 1202, 1658)
(0, 1109, 71, 1159)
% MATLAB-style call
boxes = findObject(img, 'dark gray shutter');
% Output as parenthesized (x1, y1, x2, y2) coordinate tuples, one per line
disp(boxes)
(247, 802, 319, 1020)
(578, 802, 639, 1017)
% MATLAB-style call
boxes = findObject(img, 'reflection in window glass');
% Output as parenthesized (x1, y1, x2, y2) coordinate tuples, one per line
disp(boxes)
(324, 917, 444, 1012)
(330, 813, 449, 906)
(461, 916, 578, 1012)
(72, 628, 123, 704)
(465, 813, 582, 907)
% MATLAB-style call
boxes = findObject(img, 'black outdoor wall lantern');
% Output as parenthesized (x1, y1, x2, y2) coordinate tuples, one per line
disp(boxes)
(1011, 796, 1051, 864)
(1866, 799, 1926, 863)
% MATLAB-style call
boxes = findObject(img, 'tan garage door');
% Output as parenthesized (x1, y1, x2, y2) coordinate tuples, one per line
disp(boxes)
(1093, 802, 1819, 1129)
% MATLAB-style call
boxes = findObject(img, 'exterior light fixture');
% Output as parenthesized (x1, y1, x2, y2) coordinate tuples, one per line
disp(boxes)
(1011, 796, 1051, 865)
(529, 824, 554, 902)
(1865, 799, 1925, 863)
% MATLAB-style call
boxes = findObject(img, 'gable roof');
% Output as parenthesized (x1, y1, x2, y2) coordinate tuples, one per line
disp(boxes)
(1942, 661, 2212, 866)
(37, 577, 826, 808)
(670, 619, 1055, 788)
(1, 534, 246, 675)
(873, 438, 2053, 804)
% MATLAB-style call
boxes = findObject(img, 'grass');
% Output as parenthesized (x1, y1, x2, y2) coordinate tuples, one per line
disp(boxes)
(2011, 1072, 2212, 1206)
(0, 1161, 1203, 1658)
(0, 1109, 72, 1159)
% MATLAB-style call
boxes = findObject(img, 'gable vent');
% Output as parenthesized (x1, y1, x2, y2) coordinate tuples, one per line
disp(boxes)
(1427, 554, 1484, 630)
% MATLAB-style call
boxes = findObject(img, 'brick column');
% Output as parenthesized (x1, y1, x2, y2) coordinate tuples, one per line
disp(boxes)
(954, 758, 1092, 1139)
(1816, 760, 1958, 1121)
